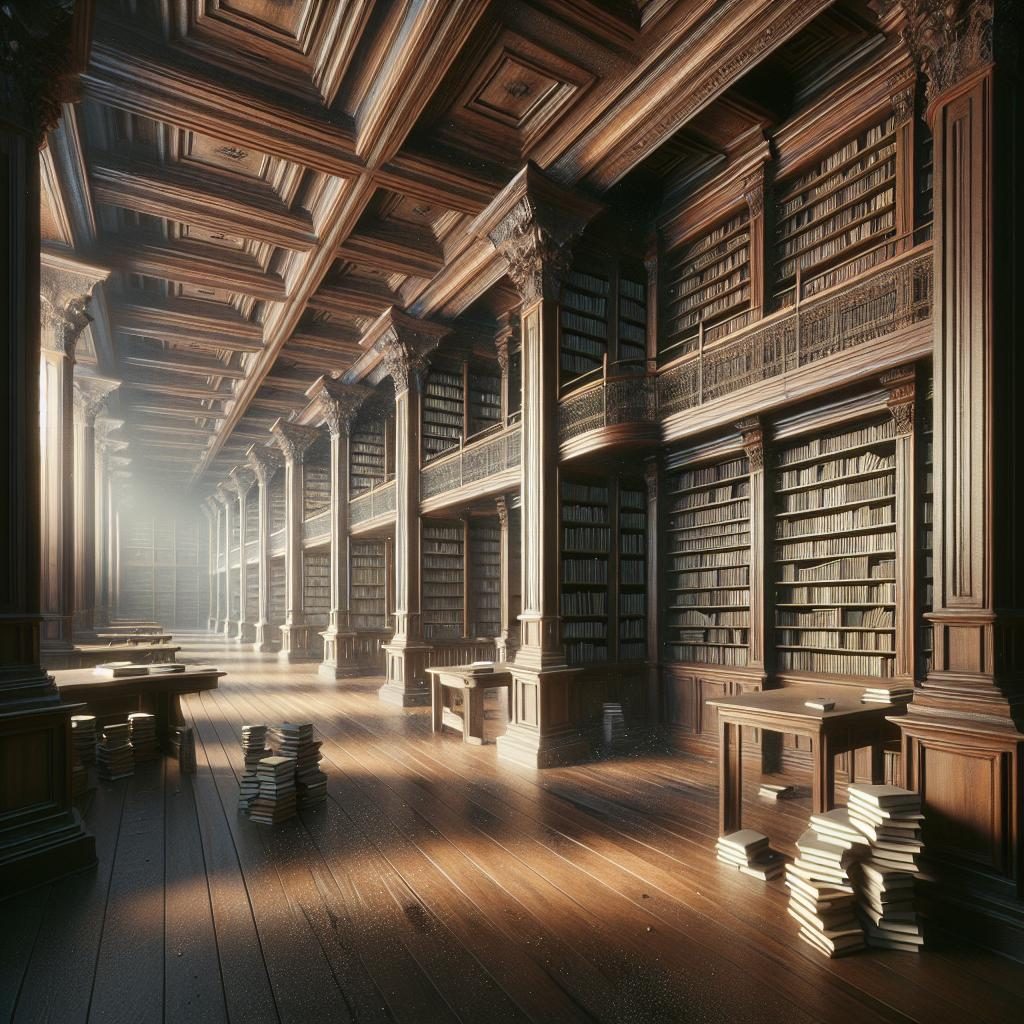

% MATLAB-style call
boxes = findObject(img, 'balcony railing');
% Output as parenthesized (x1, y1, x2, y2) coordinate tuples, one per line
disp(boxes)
(558, 240, 933, 445)
(350, 478, 396, 527)
(302, 509, 330, 545)
(420, 419, 521, 501)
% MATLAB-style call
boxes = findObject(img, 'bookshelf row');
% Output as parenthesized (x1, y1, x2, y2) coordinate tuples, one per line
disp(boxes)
(351, 539, 388, 630)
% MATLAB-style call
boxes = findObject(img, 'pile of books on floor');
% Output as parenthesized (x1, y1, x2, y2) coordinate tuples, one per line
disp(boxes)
(758, 783, 795, 801)
(249, 755, 297, 825)
(175, 726, 197, 773)
(786, 808, 869, 957)
(860, 685, 913, 706)
(848, 784, 925, 952)
(128, 712, 159, 763)
(272, 723, 327, 809)
(71, 714, 97, 766)
(96, 722, 134, 781)
(716, 830, 785, 880)
(602, 703, 627, 748)
(238, 724, 271, 814)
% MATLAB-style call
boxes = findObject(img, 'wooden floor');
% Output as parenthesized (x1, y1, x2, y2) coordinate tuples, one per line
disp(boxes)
(3, 635, 1023, 1023)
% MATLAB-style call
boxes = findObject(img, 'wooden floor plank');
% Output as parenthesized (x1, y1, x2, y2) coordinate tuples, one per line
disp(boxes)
(0, 885, 51, 1021)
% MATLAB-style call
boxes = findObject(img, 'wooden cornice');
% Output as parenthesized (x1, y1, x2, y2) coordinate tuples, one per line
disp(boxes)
(100, 237, 288, 301)
(89, 157, 319, 252)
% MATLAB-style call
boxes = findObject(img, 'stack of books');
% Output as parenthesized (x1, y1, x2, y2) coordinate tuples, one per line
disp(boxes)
(272, 723, 327, 809)
(860, 685, 913, 706)
(148, 663, 186, 675)
(238, 724, 270, 814)
(71, 714, 97, 766)
(847, 784, 925, 952)
(716, 830, 785, 880)
(128, 712, 159, 763)
(602, 703, 627, 748)
(96, 723, 134, 781)
(176, 726, 197, 774)
(758, 783, 795, 801)
(93, 661, 145, 678)
(249, 755, 297, 825)
(785, 811, 866, 956)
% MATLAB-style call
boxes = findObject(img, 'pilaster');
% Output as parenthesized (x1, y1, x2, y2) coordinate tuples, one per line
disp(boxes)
(270, 420, 321, 661)
(246, 445, 283, 652)
(370, 308, 451, 706)
(201, 498, 218, 631)
(93, 418, 124, 628)
(495, 495, 520, 664)
(474, 164, 602, 766)
(216, 481, 238, 638)
(229, 467, 256, 643)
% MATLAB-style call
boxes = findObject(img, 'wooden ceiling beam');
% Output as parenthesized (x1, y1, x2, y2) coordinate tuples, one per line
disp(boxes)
(121, 378, 234, 401)
(112, 296, 264, 353)
(127, 401, 226, 420)
(90, 157, 318, 252)
(120, 353, 247, 380)
(338, 224, 443, 279)
(307, 278, 400, 320)
(100, 237, 288, 301)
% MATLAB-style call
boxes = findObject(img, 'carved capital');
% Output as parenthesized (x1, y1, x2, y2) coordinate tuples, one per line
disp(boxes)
(246, 445, 283, 486)
(494, 313, 519, 376)
(363, 308, 450, 396)
(883, 366, 917, 436)
(495, 495, 509, 530)
(742, 170, 765, 219)
(887, 72, 917, 125)
(40, 293, 91, 357)
(230, 466, 256, 497)
(901, 0, 1017, 102)
(73, 376, 118, 425)
(307, 377, 372, 438)
(736, 416, 765, 471)
(270, 420, 321, 464)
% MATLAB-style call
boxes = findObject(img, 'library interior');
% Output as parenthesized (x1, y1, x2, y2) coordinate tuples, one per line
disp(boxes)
(2, 0, 1023, 1021)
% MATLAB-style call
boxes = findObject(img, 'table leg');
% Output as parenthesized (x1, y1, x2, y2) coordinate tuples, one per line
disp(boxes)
(431, 678, 443, 734)
(812, 732, 837, 813)
(870, 741, 885, 784)
(719, 717, 742, 835)
(464, 688, 484, 745)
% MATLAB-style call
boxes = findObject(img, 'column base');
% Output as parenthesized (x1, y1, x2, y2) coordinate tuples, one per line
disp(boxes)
(495, 721, 590, 768)
(380, 640, 432, 706)
(278, 623, 313, 662)
(254, 622, 278, 653)
(236, 621, 256, 643)
(320, 631, 369, 678)
(207, 618, 218, 631)
(223, 619, 238, 638)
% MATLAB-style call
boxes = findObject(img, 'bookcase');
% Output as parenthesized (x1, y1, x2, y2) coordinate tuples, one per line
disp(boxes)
(245, 562, 259, 623)
(774, 113, 897, 300)
(917, 379, 934, 678)
(560, 267, 610, 383)
(560, 479, 610, 665)
(917, 122, 933, 228)
(617, 271, 647, 368)
(468, 369, 502, 438)
(422, 367, 464, 462)
(617, 485, 647, 661)
(665, 456, 751, 666)
(270, 473, 286, 533)
(269, 558, 286, 626)
(468, 520, 501, 638)
(350, 416, 387, 494)
(303, 550, 330, 652)
(772, 416, 898, 679)
(245, 493, 258, 549)
(664, 211, 751, 355)
(351, 539, 388, 630)
(303, 449, 331, 519)
(422, 522, 464, 640)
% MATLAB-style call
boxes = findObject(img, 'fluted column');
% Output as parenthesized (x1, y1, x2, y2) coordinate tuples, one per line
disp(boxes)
(369, 310, 451, 706)
(476, 165, 601, 766)
(0, 0, 95, 890)
(216, 481, 238, 637)
(495, 495, 520, 663)
(230, 467, 256, 642)
(93, 418, 124, 628)
(72, 375, 117, 638)
(246, 446, 283, 651)
(270, 420, 320, 660)
(307, 377, 371, 678)
(202, 498, 218, 631)
(38, 292, 89, 652)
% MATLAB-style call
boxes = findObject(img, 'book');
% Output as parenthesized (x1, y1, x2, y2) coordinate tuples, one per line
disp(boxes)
(93, 661, 145, 678)
(804, 698, 835, 711)
(758, 783, 795, 800)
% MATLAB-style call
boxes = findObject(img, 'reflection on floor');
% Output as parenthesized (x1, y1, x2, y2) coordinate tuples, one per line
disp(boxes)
(3, 633, 1022, 1024)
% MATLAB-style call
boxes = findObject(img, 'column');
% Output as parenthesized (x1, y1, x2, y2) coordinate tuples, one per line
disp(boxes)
(308, 378, 371, 678)
(72, 374, 118, 639)
(494, 315, 517, 422)
(495, 495, 519, 663)
(0, 0, 95, 890)
(202, 498, 218, 631)
(270, 420, 320, 660)
(742, 157, 772, 316)
(210, 492, 226, 631)
(38, 292, 89, 652)
(246, 446, 283, 652)
(230, 467, 256, 642)
(643, 459, 661, 724)
(93, 418, 124, 628)
(216, 481, 237, 637)
(477, 165, 601, 767)
(371, 309, 451, 706)
(897, 0, 1024, 954)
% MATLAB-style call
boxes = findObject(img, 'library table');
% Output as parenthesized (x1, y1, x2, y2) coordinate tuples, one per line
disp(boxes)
(706, 685, 907, 835)
(427, 664, 513, 745)
(54, 665, 224, 752)
(94, 632, 173, 645)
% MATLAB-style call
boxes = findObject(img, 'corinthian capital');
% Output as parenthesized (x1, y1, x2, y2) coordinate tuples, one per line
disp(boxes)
(40, 293, 91, 357)
(364, 308, 451, 396)
(73, 375, 118, 424)
(305, 376, 373, 438)
(246, 444, 283, 486)
(474, 164, 603, 305)
(230, 466, 256, 496)
(270, 419, 321, 464)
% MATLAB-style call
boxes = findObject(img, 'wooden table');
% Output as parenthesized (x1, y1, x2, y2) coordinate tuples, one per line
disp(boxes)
(427, 664, 513, 745)
(706, 686, 906, 835)
(54, 665, 224, 751)
(94, 632, 173, 645)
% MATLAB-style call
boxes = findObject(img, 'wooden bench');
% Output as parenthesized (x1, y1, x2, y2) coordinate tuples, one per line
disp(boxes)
(94, 632, 173, 645)
(54, 665, 224, 752)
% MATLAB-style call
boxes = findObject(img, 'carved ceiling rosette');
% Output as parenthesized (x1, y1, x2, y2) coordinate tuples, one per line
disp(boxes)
(246, 445, 283, 486)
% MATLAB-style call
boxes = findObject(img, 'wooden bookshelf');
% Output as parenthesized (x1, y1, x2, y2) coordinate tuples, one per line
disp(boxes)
(917, 123, 933, 228)
(772, 417, 898, 679)
(664, 211, 751, 354)
(617, 484, 647, 661)
(303, 447, 331, 519)
(775, 114, 897, 298)
(468, 369, 502, 438)
(560, 268, 610, 384)
(422, 522, 463, 640)
(468, 520, 501, 638)
(350, 417, 387, 495)
(665, 456, 751, 666)
(918, 379, 934, 678)
(302, 549, 330, 647)
(351, 539, 387, 630)
(560, 479, 610, 665)
(617, 272, 647, 368)
(270, 473, 286, 533)
(269, 558, 286, 626)
(422, 367, 464, 462)
(245, 562, 258, 623)
(245, 496, 258, 551)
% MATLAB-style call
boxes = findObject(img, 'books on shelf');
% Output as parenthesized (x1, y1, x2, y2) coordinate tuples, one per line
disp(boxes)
(423, 523, 464, 640)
